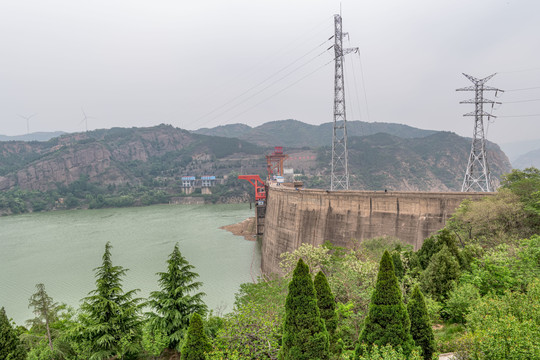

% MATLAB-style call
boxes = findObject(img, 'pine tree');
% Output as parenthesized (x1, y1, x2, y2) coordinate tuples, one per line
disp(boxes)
(391, 251, 405, 279)
(356, 250, 414, 357)
(148, 243, 207, 352)
(421, 245, 461, 301)
(80, 242, 143, 360)
(279, 258, 329, 360)
(180, 313, 212, 360)
(0, 307, 27, 360)
(28, 283, 58, 352)
(407, 285, 435, 360)
(314, 271, 340, 355)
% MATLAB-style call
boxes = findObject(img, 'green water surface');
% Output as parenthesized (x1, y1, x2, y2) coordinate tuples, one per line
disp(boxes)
(0, 203, 260, 325)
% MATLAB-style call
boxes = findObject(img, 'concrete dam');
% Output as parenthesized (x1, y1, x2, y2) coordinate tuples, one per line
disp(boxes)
(261, 186, 488, 275)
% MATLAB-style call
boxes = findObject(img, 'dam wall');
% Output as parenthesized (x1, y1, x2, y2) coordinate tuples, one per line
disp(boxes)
(261, 186, 489, 275)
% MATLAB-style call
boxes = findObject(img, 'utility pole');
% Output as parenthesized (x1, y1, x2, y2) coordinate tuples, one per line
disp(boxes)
(330, 14, 358, 191)
(456, 73, 503, 192)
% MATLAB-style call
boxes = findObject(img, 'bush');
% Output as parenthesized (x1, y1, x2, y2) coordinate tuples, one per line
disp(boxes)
(443, 283, 480, 324)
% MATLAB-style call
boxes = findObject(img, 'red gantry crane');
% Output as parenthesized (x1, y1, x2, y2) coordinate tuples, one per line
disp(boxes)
(238, 147, 289, 235)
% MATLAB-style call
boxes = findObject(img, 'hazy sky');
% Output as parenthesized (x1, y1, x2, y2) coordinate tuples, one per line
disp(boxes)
(1, 0, 539, 144)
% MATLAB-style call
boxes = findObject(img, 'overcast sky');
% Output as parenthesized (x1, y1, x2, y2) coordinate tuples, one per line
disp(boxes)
(1, 0, 539, 144)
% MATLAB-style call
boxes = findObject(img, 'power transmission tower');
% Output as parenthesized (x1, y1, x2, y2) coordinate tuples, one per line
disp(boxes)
(330, 14, 358, 191)
(456, 73, 503, 192)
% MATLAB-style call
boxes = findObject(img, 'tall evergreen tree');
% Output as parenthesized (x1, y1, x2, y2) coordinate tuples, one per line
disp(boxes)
(80, 242, 143, 360)
(28, 283, 58, 352)
(279, 258, 329, 360)
(314, 271, 340, 354)
(147, 243, 207, 352)
(356, 250, 414, 357)
(0, 307, 27, 360)
(420, 245, 461, 301)
(407, 285, 435, 360)
(180, 313, 212, 360)
(391, 251, 405, 279)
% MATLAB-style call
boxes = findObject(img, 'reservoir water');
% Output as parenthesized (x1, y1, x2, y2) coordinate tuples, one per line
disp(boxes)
(0, 204, 260, 325)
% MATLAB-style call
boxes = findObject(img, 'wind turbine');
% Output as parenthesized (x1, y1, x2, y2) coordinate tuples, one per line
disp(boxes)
(18, 113, 37, 135)
(80, 108, 94, 132)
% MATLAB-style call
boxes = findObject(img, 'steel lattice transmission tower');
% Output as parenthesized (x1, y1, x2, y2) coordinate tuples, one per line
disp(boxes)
(330, 14, 358, 191)
(456, 73, 503, 192)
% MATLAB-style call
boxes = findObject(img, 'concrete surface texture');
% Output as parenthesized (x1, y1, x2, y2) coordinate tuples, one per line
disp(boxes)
(261, 187, 489, 275)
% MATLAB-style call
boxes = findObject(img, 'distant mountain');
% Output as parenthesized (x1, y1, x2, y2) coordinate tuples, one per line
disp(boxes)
(194, 123, 252, 138)
(513, 148, 540, 169)
(314, 131, 511, 191)
(0, 124, 264, 192)
(499, 138, 540, 162)
(193, 119, 437, 147)
(0, 123, 512, 214)
(0, 131, 66, 142)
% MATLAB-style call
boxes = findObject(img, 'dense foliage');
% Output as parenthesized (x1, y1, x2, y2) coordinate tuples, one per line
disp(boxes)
(279, 259, 329, 360)
(0, 307, 27, 360)
(407, 286, 435, 360)
(78, 242, 143, 360)
(314, 271, 339, 355)
(181, 313, 212, 360)
(147, 243, 207, 352)
(356, 251, 414, 357)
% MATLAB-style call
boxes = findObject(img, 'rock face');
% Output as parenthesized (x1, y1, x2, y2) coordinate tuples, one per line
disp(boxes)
(261, 186, 490, 275)
(0, 125, 222, 191)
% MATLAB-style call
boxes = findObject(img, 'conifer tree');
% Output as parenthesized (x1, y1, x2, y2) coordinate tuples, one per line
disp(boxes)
(279, 258, 329, 360)
(180, 313, 212, 360)
(391, 251, 405, 279)
(80, 242, 143, 360)
(28, 283, 58, 352)
(356, 250, 414, 357)
(314, 271, 339, 354)
(148, 243, 207, 352)
(0, 307, 27, 360)
(407, 285, 435, 360)
(421, 245, 461, 301)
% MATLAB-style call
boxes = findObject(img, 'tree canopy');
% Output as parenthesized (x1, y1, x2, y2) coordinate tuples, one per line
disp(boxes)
(147, 243, 207, 352)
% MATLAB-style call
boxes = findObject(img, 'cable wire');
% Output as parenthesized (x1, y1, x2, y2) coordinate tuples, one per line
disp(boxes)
(505, 86, 540, 92)
(221, 58, 335, 125)
(196, 49, 331, 128)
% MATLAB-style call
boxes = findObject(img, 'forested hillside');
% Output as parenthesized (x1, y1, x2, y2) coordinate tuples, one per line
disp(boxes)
(0, 122, 512, 214)
(194, 119, 438, 147)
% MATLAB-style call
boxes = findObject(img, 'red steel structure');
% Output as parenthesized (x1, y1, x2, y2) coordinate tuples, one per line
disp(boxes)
(238, 175, 266, 201)
(266, 146, 289, 180)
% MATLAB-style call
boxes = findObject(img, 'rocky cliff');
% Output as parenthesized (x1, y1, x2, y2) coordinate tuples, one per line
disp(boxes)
(0, 124, 263, 192)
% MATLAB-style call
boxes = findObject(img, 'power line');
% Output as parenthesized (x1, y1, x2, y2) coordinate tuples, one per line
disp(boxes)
(185, 16, 333, 123)
(502, 98, 540, 103)
(498, 114, 540, 118)
(196, 49, 331, 128)
(192, 41, 332, 127)
(221, 58, 335, 125)
(505, 86, 540, 92)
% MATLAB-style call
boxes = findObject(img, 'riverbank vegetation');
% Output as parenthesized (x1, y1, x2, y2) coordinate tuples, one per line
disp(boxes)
(1, 168, 538, 359)
(0, 171, 255, 215)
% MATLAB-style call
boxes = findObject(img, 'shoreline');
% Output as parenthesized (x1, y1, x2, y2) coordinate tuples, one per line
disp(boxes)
(220, 217, 257, 241)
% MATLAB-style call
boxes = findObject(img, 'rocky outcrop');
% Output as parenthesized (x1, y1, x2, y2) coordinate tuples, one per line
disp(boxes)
(0, 125, 202, 191)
